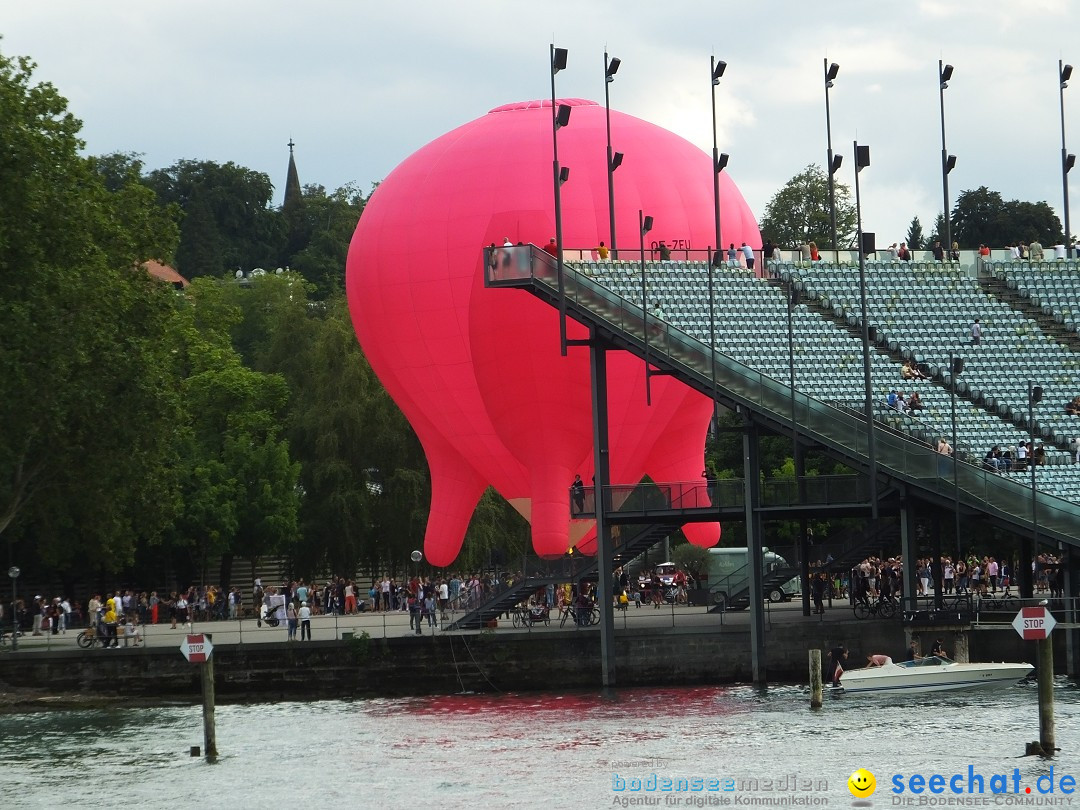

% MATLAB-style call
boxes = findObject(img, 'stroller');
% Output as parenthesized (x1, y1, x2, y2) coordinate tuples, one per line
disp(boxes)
(260, 603, 281, 627)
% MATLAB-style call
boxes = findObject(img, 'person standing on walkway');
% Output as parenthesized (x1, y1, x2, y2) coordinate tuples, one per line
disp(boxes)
(811, 572, 827, 615)
(298, 601, 311, 641)
(286, 601, 298, 641)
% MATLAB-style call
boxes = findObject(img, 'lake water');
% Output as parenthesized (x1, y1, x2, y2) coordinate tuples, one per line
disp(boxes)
(1, 679, 1078, 808)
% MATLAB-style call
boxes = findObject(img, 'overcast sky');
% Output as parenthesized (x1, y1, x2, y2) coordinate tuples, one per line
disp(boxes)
(3, 0, 1078, 245)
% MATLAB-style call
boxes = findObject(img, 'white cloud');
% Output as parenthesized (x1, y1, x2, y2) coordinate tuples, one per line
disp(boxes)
(2, 0, 1077, 242)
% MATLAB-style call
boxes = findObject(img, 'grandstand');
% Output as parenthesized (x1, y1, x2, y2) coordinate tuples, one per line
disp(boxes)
(489, 245, 1080, 548)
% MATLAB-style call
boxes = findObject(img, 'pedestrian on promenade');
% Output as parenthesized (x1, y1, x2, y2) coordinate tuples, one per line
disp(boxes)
(286, 601, 298, 641)
(298, 601, 311, 641)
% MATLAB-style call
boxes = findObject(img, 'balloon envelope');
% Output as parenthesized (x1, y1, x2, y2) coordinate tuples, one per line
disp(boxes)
(347, 99, 758, 564)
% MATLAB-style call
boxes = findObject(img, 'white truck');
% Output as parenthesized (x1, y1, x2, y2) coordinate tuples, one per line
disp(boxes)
(705, 546, 800, 607)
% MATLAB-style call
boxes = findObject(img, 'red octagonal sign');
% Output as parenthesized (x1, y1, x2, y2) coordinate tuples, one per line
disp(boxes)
(1012, 606, 1057, 640)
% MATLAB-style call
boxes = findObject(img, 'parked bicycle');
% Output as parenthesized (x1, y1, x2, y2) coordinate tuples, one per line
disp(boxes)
(853, 596, 897, 620)
(978, 592, 1018, 611)
(77, 625, 105, 649)
(558, 602, 601, 628)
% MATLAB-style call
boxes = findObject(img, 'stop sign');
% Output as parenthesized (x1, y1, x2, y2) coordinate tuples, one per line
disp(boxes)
(181, 633, 214, 663)
(1012, 606, 1057, 640)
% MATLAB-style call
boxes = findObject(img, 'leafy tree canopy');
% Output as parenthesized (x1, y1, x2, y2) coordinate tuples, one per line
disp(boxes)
(0, 49, 183, 576)
(758, 163, 858, 250)
(951, 186, 1062, 248)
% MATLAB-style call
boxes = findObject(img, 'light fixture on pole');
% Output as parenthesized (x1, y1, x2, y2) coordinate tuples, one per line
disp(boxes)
(710, 57, 727, 267)
(639, 210, 654, 405)
(551, 45, 571, 355)
(7, 565, 18, 652)
(854, 141, 878, 518)
(939, 61, 955, 253)
(948, 353, 964, 557)
(824, 60, 840, 251)
(1061, 61, 1073, 258)
(605, 51, 622, 260)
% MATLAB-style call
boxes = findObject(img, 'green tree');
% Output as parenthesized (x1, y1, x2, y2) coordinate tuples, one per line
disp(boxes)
(285, 183, 366, 298)
(0, 49, 183, 578)
(950, 186, 1063, 248)
(905, 216, 925, 250)
(167, 282, 300, 585)
(219, 277, 431, 576)
(758, 164, 858, 250)
(146, 159, 285, 279)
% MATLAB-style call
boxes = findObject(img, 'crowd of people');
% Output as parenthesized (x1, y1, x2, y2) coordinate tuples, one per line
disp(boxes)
(839, 551, 1068, 604)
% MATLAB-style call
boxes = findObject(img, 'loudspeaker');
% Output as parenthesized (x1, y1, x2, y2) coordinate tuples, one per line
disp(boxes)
(860, 232, 876, 255)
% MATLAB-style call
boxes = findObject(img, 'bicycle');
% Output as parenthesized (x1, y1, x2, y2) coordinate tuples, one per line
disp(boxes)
(853, 596, 897, 620)
(77, 625, 105, 649)
(558, 602, 601, 628)
(979, 592, 1018, 611)
(511, 603, 551, 628)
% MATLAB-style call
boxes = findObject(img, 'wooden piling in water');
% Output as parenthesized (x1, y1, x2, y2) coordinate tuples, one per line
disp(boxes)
(809, 649, 823, 708)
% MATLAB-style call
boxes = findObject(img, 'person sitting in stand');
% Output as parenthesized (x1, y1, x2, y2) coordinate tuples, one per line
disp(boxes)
(897, 242, 911, 261)
(887, 389, 899, 410)
(1064, 396, 1080, 416)
(907, 391, 924, 413)
(983, 445, 1004, 472)
(895, 392, 909, 414)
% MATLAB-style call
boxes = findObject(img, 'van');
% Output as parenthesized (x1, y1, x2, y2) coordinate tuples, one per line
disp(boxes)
(705, 547, 800, 605)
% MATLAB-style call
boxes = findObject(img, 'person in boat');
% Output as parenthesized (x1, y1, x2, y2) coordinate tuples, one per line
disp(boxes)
(930, 638, 948, 658)
(830, 646, 848, 686)
(866, 654, 893, 667)
(905, 641, 923, 662)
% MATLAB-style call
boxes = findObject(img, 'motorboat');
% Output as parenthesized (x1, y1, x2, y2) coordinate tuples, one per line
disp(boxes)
(839, 655, 1033, 695)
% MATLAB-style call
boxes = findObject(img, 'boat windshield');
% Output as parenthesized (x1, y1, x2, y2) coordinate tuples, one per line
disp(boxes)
(901, 655, 954, 668)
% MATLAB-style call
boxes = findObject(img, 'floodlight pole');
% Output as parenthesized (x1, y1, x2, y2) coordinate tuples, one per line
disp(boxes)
(710, 56, 726, 266)
(824, 59, 839, 251)
(939, 60, 953, 253)
(605, 51, 620, 259)
(551, 44, 569, 355)
(1061, 60, 1073, 258)
(854, 141, 878, 519)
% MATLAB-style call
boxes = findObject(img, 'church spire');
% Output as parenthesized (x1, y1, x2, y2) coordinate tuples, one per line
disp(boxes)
(283, 138, 301, 207)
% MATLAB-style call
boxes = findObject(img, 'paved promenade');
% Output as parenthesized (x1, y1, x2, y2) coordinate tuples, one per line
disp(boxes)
(1, 595, 1014, 654)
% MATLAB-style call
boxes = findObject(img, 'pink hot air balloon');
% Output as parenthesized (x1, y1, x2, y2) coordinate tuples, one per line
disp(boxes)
(347, 99, 758, 564)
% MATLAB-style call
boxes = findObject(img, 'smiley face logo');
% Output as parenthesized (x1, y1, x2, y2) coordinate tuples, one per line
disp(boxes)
(847, 768, 876, 798)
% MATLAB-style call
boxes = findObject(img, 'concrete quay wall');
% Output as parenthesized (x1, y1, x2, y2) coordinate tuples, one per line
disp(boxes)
(0, 622, 1053, 702)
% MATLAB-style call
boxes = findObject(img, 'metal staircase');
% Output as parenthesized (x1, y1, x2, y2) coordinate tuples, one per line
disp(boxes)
(444, 522, 679, 630)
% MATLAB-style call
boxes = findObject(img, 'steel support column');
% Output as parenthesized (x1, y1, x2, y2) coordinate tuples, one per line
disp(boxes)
(900, 499, 918, 614)
(743, 415, 766, 683)
(589, 329, 617, 687)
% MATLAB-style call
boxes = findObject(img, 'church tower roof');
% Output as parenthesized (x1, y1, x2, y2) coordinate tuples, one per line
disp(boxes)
(283, 138, 302, 207)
